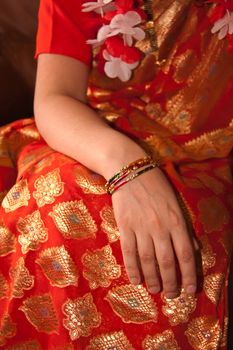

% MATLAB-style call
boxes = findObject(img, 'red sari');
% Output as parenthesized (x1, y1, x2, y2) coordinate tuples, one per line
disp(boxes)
(0, 0, 233, 349)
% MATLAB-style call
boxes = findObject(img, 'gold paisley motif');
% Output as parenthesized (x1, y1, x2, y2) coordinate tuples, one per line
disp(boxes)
(197, 196, 229, 233)
(33, 168, 64, 207)
(62, 293, 101, 341)
(36, 245, 79, 287)
(185, 316, 222, 350)
(5, 340, 42, 350)
(105, 284, 158, 324)
(9, 257, 34, 299)
(100, 205, 120, 243)
(2, 179, 30, 213)
(199, 236, 216, 274)
(74, 165, 106, 195)
(0, 272, 8, 299)
(142, 330, 181, 350)
(19, 294, 59, 334)
(86, 330, 135, 350)
(82, 245, 121, 289)
(162, 290, 196, 326)
(203, 273, 225, 305)
(0, 314, 17, 347)
(0, 223, 16, 257)
(16, 210, 48, 254)
(49, 200, 97, 240)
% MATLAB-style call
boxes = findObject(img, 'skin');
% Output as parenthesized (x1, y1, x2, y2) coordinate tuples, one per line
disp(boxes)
(34, 53, 197, 298)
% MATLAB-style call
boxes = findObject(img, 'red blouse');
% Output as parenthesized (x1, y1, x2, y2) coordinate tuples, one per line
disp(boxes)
(34, 0, 101, 66)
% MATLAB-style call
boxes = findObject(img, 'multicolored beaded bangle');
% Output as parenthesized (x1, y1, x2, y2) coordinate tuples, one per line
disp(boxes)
(105, 156, 160, 195)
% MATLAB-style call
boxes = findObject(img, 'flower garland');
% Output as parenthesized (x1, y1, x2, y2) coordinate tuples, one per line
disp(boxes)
(82, 0, 233, 81)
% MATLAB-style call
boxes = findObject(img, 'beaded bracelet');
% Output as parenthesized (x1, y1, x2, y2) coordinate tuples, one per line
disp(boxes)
(105, 156, 160, 195)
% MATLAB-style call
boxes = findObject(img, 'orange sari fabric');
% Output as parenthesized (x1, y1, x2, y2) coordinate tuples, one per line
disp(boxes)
(0, 1, 233, 349)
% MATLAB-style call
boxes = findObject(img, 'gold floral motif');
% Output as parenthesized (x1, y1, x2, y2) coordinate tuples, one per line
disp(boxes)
(62, 293, 101, 340)
(0, 223, 16, 257)
(0, 314, 17, 347)
(9, 257, 34, 298)
(197, 196, 229, 233)
(142, 330, 181, 350)
(199, 236, 216, 274)
(5, 340, 42, 350)
(203, 273, 225, 305)
(19, 293, 59, 334)
(82, 245, 121, 289)
(33, 168, 64, 207)
(2, 179, 30, 213)
(74, 165, 106, 195)
(219, 229, 233, 256)
(0, 272, 8, 299)
(36, 245, 79, 287)
(195, 172, 225, 195)
(86, 330, 135, 350)
(162, 290, 197, 326)
(100, 205, 120, 243)
(49, 200, 97, 240)
(16, 210, 48, 254)
(185, 316, 222, 350)
(105, 284, 158, 324)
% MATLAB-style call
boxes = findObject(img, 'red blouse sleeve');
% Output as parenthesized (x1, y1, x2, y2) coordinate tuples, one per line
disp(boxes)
(34, 0, 95, 66)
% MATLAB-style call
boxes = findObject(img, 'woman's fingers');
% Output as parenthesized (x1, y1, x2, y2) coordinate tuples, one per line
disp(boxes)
(136, 234, 161, 294)
(120, 229, 141, 285)
(153, 235, 178, 298)
(169, 208, 197, 295)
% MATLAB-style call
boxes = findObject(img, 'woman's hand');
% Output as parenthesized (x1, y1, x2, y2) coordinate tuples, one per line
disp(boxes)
(111, 166, 197, 299)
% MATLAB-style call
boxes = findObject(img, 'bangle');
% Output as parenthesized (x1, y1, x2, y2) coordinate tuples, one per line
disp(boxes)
(105, 155, 160, 195)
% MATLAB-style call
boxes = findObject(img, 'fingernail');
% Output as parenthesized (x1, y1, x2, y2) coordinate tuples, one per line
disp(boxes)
(186, 285, 196, 294)
(149, 286, 160, 294)
(130, 277, 140, 285)
(164, 292, 178, 299)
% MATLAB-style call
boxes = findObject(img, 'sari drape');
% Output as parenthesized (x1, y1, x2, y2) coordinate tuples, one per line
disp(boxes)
(0, 1, 233, 349)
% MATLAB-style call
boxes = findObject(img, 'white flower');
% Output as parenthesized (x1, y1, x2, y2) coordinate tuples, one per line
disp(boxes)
(82, 0, 115, 16)
(211, 10, 233, 39)
(103, 49, 139, 81)
(87, 11, 145, 46)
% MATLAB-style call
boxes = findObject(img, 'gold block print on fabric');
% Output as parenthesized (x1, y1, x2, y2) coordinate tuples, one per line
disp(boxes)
(62, 293, 101, 341)
(36, 245, 79, 287)
(0, 272, 8, 299)
(203, 273, 225, 305)
(0, 223, 16, 257)
(49, 200, 97, 239)
(9, 257, 34, 299)
(0, 314, 17, 347)
(105, 284, 158, 323)
(19, 294, 59, 334)
(81, 245, 121, 289)
(185, 316, 222, 350)
(5, 340, 42, 350)
(86, 330, 134, 350)
(100, 205, 120, 243)
(16, 210, 48, 254)
(142, 329, 180, 350)
(2, 180, 30, 213)
(33, 168, 64, 207)
(199, 236, 216, 274)
(74, 165, 106, 194)
(162, 290, 197, 325)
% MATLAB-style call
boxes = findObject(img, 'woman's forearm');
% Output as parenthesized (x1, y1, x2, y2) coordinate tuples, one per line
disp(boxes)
(34, 94, 147, 179)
